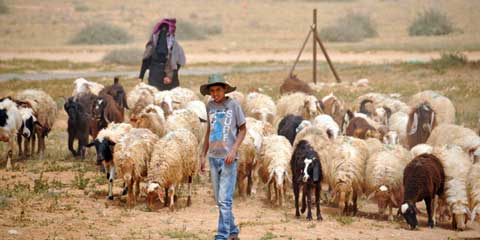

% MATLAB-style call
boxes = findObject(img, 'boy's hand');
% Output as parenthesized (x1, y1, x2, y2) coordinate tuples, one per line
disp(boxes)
(200, 159, 207, 175)
(225, 149, 237, 165)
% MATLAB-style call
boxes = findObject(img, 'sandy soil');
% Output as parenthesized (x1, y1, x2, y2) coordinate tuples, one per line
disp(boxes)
(0, 165, 479, 240)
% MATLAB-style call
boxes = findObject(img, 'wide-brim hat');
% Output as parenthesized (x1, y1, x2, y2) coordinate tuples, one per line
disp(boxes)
(200, 74, 236, 96)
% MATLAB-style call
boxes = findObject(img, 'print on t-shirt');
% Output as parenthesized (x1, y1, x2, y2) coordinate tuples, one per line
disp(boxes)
(209, 108, 234, 147)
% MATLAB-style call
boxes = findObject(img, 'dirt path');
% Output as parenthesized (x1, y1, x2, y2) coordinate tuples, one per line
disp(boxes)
(2, 50, 480, 64)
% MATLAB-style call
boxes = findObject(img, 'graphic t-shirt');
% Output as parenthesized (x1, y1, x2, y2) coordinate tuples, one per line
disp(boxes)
(207, 97, 246, 158)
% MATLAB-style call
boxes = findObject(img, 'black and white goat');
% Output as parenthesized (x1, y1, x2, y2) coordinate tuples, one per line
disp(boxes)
(291, 140, 323, 220)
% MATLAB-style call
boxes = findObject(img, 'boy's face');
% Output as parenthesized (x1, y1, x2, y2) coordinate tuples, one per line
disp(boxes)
(209, 85, 226, 103)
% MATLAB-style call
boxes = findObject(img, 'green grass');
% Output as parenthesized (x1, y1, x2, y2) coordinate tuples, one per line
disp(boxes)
(0, 59, 100, 74)
(409, 8, 456, 36)
(162, 230, 202, 239)
(335, 215, 354, 225)
(0, 0, 8, 14)
(260, 232, 277, 240)
(175, 19, 223, 41)
(69, 22, 133, 45)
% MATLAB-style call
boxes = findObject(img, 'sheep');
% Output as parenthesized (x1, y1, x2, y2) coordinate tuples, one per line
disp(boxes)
(276, 92, 322, 123)
(98, 77, 128, 112)
(355, 92, 410, 115)
(92, 94, 124, 138)
(313, 114, 340, 140)
(237, 129, 258, 198)
(409, 90, 455, 125)
(0, 98, 23, 170)
(365, 138, 384, 157)
(291, 140, 323, 221)
(246, 117, 275, 137)
(279, 75, 313, 95)
(146, 128, 198, 209)
(127, 82, 157, 122)
(72, 78, 104, 96)
(14, 100, 40, 158)
(256, 135, 293, 206)
(400, 153, 445, 229)
(64, 95, 93, 159)
(154, 87, 199, 117)
(383, 130, 399, 145)
(406, 103, 437, 149)
(165, 109, 202, 142)
(468, 161, 480, 224)
(87, 122, 133, 200)
(389, 111, 409, 147)
(170, 87, 200, 107)
(113, 128, 159, 207)
(410, 144, 433, 158)
(365, 145, 412, 221)
(321, 93, 347, 129)
(134, 104, 166, 137)
(245, 92, 276, 124)
(345, 117, 382, 140)
(328, 137, 369, 215)
(427, 124, 480, 163)
(433, 145, 472, 230)
(277, 114, 305, 145)
(185, 100, 207, 122)
(15, 89, 57, 158)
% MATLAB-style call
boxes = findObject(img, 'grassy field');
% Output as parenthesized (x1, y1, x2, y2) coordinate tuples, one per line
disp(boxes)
(0, 0, 479, 54)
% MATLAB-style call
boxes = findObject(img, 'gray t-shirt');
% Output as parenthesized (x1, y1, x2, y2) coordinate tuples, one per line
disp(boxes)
(206, 97, 246, 158)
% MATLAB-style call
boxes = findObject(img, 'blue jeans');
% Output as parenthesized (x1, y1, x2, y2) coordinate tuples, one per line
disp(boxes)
(209, 157, 240, 240)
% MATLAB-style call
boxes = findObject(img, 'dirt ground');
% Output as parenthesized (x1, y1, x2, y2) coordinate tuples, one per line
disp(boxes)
(0, 164, 480, 240)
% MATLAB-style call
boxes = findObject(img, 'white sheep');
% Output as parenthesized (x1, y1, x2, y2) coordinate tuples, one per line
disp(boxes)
(165, 109, 202, 143)
(365, 145, 412, 221)
(15, 89, 57, 158)
(365, 138, 384, 157)
(246, 117, 275, 137)
(410, 143, 433, 158)
(408, 90, 456, 125)
(468, 161, 480, 224)
(185, 100, 207, 122)
(127, 82, 158, 122)
(256, 135, 293, 206)
(146, 128, 198, 210)
(388, 111, 409, 147)
(134, 104, 166, 137)
(0, 98, 23, 170)
(383, 130, 399, 145)
(276, 92, 322, 122)
(113, 128, 159, 207)
(313, 114, 340, 139)
(328, 136, 369, 215)
(154, 87, 199, 117)
(427, 124, 480, 163)
(96, 122, 133, 144)
(245, 92, 276, 124)
(72, 78, 104, 96)
(237, 129, 258, 197)
(355, 92, 410, 114)
(433, 145, 472, 230)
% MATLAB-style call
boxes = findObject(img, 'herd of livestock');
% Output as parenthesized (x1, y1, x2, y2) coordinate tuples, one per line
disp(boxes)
(0, 77, 479, 231)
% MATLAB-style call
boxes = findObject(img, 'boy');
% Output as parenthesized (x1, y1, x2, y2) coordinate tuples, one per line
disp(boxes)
(200, 74, 246, 240)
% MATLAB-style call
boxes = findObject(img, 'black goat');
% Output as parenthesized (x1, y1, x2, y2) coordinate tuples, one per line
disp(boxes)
(291, 140, 323, 221)
(64, 94, 94, 159)
(278, 114, 304, 145)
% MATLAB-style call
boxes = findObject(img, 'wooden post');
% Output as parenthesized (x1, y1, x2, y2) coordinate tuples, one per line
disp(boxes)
(289, 28, 312, 77)
(313, 9, 317, 84)
(314, 31, 341, 83)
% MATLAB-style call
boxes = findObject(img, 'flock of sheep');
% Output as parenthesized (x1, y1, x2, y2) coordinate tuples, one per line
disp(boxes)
(1, 77, 479, 231)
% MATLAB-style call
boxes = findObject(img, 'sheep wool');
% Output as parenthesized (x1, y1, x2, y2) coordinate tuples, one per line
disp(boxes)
(245, 92, 276, 124)
(165, 109, 202, 142)
(96, 122, 133, 143)
(468, 161, 480, 222)
(427, 124, 480, 157)
(15, 89, 57, 131)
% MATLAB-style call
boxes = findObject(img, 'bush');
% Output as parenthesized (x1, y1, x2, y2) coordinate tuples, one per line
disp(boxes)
(175, 20, 223, 41)
(0, 0, 8, 14)
(319, 13, 377, 42)
(408, 8, 455, 36)
(103, 48, 143, 65)
(431, 52, 468, 72)
(73, 1, 89, 12)
(69, 22, 133, 45)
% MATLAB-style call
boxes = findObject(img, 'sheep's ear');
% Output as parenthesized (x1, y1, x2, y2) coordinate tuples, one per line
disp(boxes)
(108, 139, 116, 146)
(326, 129, 334, 140)
(86, 141, 95, 147)
(313, 161, 320, 182)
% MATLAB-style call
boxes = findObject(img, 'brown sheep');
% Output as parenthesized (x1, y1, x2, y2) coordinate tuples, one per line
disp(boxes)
(345, 117, 381, 140)
(406, 103, 437, 149)
(400, 153, 445, 229)
(280, 75, 313, 95)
